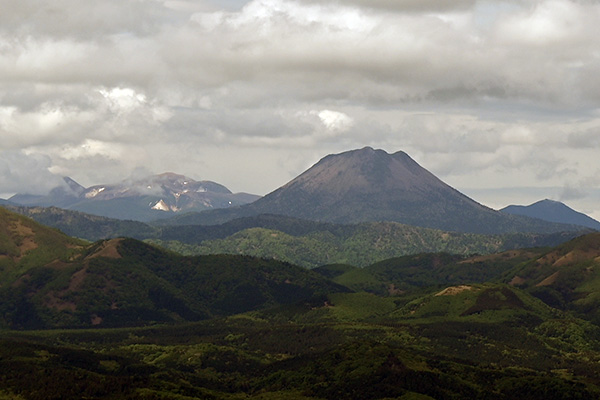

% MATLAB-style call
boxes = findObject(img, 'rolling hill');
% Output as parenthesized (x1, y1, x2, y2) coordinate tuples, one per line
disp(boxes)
(0, 208, 348, 329)
(6, 205, 158, 241)
(0, 206, 86, 273)
(313, 249, 546, 296)
(503, 233, 600, 323)
(6, 206, 584, 268)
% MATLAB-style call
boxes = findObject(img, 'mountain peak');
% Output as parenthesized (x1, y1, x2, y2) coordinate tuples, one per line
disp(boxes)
(239, 147, 505, 231)
(157, 172, 184, 178)
(62, 176, 85, 195)
(198, 147, 579, 234)
(283, 147, 442, 198)
(109, 148, 585, 234)
(501, 200, 600, 231)
(537, 199, 561, 205)
(8, 172, 260, 222)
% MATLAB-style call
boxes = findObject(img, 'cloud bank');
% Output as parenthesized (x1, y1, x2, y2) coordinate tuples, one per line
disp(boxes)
(1, 0, 600, 217)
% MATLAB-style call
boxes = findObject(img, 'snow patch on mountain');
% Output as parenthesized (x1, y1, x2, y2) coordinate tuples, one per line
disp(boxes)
(85, 187, 105, 198)
(152, 200, 170, 211)
(9, 172, 261, 222)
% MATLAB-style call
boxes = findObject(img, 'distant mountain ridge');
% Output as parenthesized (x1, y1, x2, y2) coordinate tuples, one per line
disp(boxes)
(6, 205, 157, 241)
(501, 199, 600, 231)
(8, 173, 260, 222)
(160, 147, 584, 235)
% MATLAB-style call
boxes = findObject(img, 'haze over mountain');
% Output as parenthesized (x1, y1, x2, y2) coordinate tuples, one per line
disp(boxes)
(9, 173, 259, 222)
(164, 147, 584, 235)
(501, 199, 600, 231)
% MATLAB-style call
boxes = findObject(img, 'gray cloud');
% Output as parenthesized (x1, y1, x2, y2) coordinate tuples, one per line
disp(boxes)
(0, 0, 600, 218)
(560, 185, 587, 201)
(0, 0, 181, 39)
(0, 151, 65, 196)
(297, 0, 479, 12)
(567, 128, 600, 148)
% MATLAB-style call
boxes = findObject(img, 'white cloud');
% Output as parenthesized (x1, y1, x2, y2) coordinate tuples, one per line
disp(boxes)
(500, 127, 537, 145)
(315, 110, 354, 132)
(494, 0, 584, 46)
(99, 87, 147, 113)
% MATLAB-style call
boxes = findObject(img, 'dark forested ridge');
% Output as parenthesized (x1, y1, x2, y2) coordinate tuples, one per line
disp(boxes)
(8, 206, 587, 268)
(0, 239, 347, 329)
(151, 219, 586, 268)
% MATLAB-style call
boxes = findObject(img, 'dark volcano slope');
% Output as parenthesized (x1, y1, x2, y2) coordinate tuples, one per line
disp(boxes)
(162, 147, 580, 235)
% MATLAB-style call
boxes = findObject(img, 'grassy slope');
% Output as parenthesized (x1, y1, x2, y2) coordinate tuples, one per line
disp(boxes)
(502, 233, 600, 323)
(313, 249, 546, 296)
(0, 207, 86, 278)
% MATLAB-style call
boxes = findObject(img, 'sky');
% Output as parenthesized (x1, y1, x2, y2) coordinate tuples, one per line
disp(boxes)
(1, 0, 600, 218)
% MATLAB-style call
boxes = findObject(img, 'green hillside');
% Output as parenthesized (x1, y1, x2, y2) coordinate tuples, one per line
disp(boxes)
(151, 222, 582, 268)
(3, 208, 600, 399)
(0, 238, 348, 329)
(7, 205, 586, 268)
(393, 283, 556, 324)
(0, 207, 86, 275)
(0, 208, 348, 329)
(335, 250, 545, 295)
(503, 233, 600, 324)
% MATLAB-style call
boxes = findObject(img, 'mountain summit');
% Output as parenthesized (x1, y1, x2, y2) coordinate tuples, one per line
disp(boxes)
(172, 147, 582, 234)
(501, 199, 600, 231)
(248, 147, 482, 226)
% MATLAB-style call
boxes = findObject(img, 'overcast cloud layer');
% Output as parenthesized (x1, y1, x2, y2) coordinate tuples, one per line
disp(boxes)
(2, 0, 600, 218)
